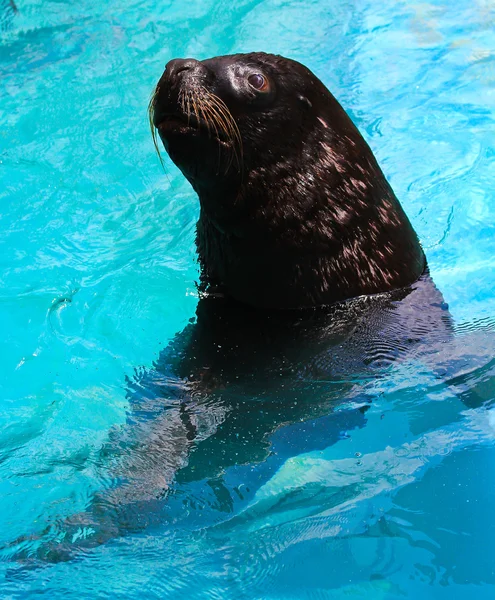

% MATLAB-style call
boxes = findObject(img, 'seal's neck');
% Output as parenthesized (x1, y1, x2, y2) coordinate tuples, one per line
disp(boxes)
(196, 213, 425, 310)
(195, 117, 426, 309)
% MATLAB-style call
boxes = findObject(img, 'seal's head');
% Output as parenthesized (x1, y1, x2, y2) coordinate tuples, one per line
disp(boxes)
(150, 53, 426, 309)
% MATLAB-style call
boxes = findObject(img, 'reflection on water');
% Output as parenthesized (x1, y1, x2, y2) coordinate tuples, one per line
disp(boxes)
(1, 0, 495, 598)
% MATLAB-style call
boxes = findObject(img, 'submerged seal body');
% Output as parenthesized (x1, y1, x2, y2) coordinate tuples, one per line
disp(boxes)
(151, 52, 426, 309)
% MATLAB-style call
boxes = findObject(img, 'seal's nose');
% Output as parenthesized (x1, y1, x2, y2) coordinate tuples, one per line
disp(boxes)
(151, 57, 212, 127)
(165, 58, 204, 83)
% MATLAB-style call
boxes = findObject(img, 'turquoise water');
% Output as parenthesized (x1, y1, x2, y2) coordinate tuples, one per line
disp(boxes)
(2, 0, 495, 597)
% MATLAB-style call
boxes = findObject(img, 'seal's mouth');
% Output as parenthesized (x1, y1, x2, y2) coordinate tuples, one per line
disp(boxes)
(149, 85, 243, 171)
(156, 111, 221, 139)
(156, 113, 200, 135)
(156, 111, 235, 149)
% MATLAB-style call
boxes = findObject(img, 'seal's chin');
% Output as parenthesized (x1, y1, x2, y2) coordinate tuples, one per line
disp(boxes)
(154, 114, 240, 189)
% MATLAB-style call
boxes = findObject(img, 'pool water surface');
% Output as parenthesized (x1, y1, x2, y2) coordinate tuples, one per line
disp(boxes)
(1, 0, 495, 598)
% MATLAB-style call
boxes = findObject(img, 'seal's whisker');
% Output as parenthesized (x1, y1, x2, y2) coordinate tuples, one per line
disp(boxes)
(206, 92, 243, 156)
(198, 101, 217, 140)
(203, 92, 242, 172)
(196, 97, 212, 138)
(192, 88, 238, 172)
(148, 87, 165, 170)
(183, 86, 243, 173)
(186, 92, 192, 126)
(191, 94, 201, 130)
(205, 95, 236, 140)
(198, 100, 223, 172)
(179, 89, 185, 115)
(204, 92, 243, 172)
(200, 96, 229, 141)
(201, 98, 236, 171)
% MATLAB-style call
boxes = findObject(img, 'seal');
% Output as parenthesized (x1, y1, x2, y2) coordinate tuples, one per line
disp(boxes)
(150, 52, 426, 309)
(10, 54, 459, 564)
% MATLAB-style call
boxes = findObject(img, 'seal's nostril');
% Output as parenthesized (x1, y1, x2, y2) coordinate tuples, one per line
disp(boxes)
(166, 58, 202, 82)
(175, 64, 191, 77)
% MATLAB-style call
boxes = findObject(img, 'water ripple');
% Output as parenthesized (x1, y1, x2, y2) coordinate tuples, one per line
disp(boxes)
(1, 0, 495, 597)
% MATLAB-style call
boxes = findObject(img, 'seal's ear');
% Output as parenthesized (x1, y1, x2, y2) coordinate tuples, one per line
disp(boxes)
(298, 95, 312, 109)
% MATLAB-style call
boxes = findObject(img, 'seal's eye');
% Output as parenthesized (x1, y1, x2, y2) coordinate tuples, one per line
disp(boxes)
(248, 73, 269, 92)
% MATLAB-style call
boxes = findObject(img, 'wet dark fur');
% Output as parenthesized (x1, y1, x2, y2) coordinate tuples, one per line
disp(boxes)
(151, 52, 426, 309)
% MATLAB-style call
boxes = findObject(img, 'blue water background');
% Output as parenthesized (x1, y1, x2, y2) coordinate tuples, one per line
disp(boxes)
(1, 0, 495, 597)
